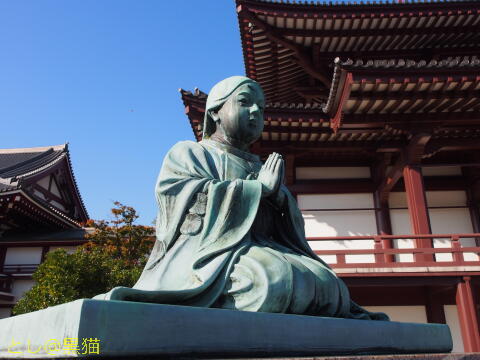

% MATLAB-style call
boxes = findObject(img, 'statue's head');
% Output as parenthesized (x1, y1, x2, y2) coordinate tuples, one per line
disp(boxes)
(203, 76, 265, 146)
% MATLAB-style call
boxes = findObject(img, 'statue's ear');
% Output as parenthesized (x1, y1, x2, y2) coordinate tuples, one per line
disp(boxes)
(209, 109, 220, 122)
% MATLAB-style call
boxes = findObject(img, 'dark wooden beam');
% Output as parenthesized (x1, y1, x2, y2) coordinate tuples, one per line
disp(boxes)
(263, 124, 332, 135)
(285, 154, 296, 186)
(341, 112, 480, 128)
(426, 286, 447, 324)
(39, 245, 49, 263)
(372, 155, 394, 263)
(276, 24, 480, 39)
(377, 133, 432, 202)
(0, 246, 6, 272)
(349, 89, 480, 101)
(294, 86, 329, 100)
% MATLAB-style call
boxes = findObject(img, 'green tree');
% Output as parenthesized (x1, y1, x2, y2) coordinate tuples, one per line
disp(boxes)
(13, 202, 154, 315)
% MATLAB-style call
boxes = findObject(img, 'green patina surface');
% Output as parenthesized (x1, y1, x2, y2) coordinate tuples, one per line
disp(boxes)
(0, 299, 453, 358)
(94, 76, 387, 320)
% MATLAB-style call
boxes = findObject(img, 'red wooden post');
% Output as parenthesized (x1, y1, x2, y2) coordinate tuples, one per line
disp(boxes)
(451, 236, 463, 264)
(456, 276, 480, 352)
(373, 235, 386, 264)
(403, 164, 433, 262)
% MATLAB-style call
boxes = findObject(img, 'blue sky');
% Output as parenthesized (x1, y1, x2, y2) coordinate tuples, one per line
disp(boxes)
(0, 1, 248, 224)
(0, 0, 363, 224)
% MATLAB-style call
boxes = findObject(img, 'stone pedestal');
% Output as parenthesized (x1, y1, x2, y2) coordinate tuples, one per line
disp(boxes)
(0, 299, 452, 358)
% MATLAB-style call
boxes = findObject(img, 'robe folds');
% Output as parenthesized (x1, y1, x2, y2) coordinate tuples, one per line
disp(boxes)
(95, 139, 387, 320)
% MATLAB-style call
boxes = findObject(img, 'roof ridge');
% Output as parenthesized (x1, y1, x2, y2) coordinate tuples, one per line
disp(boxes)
(0, 148, 57, 176)
(0, 144, 66, 154)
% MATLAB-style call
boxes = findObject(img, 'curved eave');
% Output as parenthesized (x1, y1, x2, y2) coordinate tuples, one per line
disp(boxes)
(63, 146, 89, 222)
(0, 189, 82, 229)
(1, 146, 89, 223)
(323, 57, 480, 131)
(237, 0, 480, 15)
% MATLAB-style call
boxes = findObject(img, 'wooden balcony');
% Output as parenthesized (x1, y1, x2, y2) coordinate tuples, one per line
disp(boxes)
(1, 264, 39, 275)
(309, 233, 480, 276)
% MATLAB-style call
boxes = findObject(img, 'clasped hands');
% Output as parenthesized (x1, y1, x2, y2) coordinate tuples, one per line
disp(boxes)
(257, 152, 285, 205)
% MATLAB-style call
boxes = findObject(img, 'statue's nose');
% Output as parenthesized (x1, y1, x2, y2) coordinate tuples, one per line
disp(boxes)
(250, 103, 260, 115)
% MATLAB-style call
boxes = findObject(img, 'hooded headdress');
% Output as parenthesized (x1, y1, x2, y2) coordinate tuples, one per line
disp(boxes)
(202, 76, 260, 139)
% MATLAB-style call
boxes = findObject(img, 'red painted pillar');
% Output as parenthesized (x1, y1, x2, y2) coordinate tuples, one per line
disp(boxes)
(456, 277, 480, 352)
(403, 164, 433, 262)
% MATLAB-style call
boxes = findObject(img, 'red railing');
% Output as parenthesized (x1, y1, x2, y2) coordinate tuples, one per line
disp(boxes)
(308, 233, 480, 270)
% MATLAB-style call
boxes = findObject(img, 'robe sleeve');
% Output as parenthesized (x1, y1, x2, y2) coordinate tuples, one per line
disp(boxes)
(275, 184, 333, 269)
(145, 140, 263, 271)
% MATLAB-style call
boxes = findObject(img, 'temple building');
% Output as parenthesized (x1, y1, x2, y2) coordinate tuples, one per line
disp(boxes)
(0, 144, 89, 318)
(181, 0, 480, 353)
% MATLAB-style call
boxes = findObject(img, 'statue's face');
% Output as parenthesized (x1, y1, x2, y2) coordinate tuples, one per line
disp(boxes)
(215, 83, 265, 145)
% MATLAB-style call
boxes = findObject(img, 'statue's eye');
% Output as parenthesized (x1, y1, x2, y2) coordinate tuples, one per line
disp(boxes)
(238, 97, 248, 105)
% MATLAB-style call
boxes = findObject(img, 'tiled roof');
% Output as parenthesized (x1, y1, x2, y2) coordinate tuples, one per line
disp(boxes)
(0, 144, 89, 222)
(236, 0, 480, 103)
(0, 144, 66, 179)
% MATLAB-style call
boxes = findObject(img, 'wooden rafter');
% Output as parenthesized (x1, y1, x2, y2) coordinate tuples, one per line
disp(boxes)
(237, 4, 331, 88)
(276, 24, 480, 39)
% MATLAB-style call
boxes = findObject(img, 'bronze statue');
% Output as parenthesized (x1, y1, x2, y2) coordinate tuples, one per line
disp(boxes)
(95, 76, 388, 320)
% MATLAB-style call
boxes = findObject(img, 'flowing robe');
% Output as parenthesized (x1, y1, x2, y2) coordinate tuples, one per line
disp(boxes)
(96, 139, 387, 320)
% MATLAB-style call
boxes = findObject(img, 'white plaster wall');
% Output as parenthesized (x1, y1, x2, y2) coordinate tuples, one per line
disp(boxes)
(444, 305, 465, 353)
(4, 247, 42, 265)
(300, 194, 376, 264)
(389, 191, 477, 262)
(11, 279, 35, 301)
(296, 167, 371, 180)
(49, 246, 77, 254)
(427, 191, 478, 262)
(426, 190, 466, 207)
(0, 307, 11, 319)
(298, 193, 373, 210)
(389, 193, 414, 262)
(363, 305, 428, 323)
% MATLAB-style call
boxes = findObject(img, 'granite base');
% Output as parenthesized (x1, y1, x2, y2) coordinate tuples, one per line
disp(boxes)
(0, 299, 453, 358)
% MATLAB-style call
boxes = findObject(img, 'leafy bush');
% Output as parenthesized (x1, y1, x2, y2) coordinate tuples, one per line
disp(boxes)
(13, 202, 154, 315)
